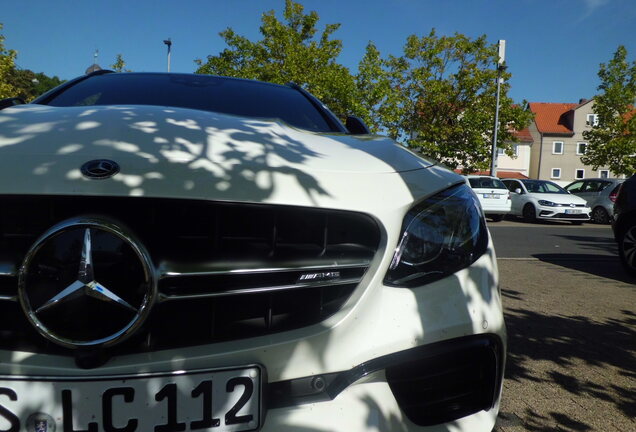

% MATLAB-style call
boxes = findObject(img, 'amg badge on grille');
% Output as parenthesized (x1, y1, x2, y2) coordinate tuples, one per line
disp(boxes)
(298, 271, 341, 283)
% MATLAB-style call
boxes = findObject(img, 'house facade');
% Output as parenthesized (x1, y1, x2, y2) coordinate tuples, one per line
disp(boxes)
(495, 127, 533, 178)
(527, 99, 619, 185)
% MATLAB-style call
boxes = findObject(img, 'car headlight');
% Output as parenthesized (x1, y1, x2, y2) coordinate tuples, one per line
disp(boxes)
(384, 184, 488, 287)
(538, 200, 556, 207)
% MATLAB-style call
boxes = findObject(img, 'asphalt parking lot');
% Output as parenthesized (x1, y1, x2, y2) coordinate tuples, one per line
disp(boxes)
(489, 219, 635, 432)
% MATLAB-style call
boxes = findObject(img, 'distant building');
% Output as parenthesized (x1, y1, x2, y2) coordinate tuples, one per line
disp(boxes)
(85, 63, 102, 74)
(527, 99, 620, 185)
(495, 127, 534, 178)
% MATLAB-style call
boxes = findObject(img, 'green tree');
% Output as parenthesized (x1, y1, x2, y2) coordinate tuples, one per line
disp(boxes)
(0, 23, 17, 99)
(355, 42, 402, 133)
(582, 46, 636, 176)
(111, 54, 130, 72)
(5, 68, 64, 101)
(357, 30, 532, 172)
(196, 0, 361, 118)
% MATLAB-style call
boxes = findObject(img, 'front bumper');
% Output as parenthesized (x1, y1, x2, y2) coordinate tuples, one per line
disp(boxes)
(537, 206, 591, 221)
(266, 334, 504, 431)
(0, 241, 505, 432)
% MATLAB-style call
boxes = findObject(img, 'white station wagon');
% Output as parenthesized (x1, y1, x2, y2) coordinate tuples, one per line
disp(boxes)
(0, 71, 506, 432)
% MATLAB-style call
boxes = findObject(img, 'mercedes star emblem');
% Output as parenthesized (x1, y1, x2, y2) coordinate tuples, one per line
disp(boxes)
(80, 159, 120, 179)
(18, 217, 156, 349)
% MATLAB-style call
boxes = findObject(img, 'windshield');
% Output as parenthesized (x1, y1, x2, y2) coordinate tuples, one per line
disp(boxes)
(521, 180, 567, 194)
(39, 73, 338, 133)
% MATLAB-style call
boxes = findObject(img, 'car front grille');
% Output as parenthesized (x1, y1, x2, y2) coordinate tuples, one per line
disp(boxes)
(552, 213, 589, 219)
(0, 195, 381, 357)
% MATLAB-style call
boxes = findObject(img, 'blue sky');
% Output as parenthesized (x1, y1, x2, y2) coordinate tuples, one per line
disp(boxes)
(2, 0, 634, 104)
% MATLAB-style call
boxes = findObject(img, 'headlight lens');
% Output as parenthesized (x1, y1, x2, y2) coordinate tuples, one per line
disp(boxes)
(538, 200, 556, 207)
(385, 184, 488, 287)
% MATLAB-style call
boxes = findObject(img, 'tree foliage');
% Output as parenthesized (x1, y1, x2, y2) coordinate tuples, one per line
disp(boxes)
(582, 46, 636, 176)
(195, 0, 361, 118)
(111, 54, 130, 73)
(196, 3, 531, 171)
(0, 24, 64, 101)
(0, 24, 17, 99)
(6, 68, 64, 101)
(356, 30, 533, 172)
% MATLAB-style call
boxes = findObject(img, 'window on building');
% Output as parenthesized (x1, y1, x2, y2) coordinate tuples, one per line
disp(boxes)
(497, 144, 519, 157)
(575, 169, 585, 179)
(599, 170, 609, 179)
(551, 168, 561, 179)
(576, 142, 587, 155)
(552, 141, 563, 154)
(587, 114, 599, 126)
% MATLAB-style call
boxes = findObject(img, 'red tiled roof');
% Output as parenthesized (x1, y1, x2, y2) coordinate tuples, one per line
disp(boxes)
(454, 170, 529, 179)
(512, 127, 533, 143)
(496, 171, 529, 179)
(528, 102, 578, 134)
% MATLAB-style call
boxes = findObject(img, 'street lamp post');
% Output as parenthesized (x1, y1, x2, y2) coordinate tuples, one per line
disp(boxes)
(163, 38, 172, 72)
(490, 40, 506, 177)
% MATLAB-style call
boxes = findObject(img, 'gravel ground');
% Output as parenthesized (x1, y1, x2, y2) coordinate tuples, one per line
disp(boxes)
(494, 258, 636, 432)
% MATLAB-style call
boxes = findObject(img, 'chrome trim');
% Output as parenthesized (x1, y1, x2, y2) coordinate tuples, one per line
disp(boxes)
(158, 261, 370, 279)
(158, 277, 362, 302)
(18, 216, 157, 349)
(0, 261, 16, 277)
(0, 295, 17, 302)
(0, 364, 263, 382)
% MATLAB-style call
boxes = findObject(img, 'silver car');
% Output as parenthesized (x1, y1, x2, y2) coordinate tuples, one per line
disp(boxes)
(564, 178, 624, 224)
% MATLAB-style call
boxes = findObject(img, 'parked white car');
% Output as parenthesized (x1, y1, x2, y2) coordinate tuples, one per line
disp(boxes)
(502, 179, 591, 223)
(465, 175, 511, 221)
(0, 72, 505, 432)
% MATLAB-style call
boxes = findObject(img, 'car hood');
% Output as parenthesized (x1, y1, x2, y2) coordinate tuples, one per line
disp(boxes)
(0, 104, 458, 212)
(530, 193, 588, 205)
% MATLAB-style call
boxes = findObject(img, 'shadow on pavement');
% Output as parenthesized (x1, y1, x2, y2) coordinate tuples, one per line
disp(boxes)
(552, 234, 618, 255)
(533, 253, 634, 284)
(501, 295, 636, 423)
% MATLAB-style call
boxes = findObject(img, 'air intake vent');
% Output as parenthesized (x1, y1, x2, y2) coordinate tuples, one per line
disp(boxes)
(386, 335, 502, 426)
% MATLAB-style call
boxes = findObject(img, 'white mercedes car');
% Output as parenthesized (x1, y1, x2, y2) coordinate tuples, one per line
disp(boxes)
(0, 71, 505, 432)
(502, 178, 591, 224)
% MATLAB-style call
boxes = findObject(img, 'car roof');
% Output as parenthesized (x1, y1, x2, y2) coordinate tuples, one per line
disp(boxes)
(565, 178, 624, 185)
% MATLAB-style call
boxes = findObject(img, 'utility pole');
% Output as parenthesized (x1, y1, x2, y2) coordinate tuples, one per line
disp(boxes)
(163, 38, 172, 72)
(490, 40, 506, 177)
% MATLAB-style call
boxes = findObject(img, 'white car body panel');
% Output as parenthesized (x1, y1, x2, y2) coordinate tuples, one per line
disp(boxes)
(0, 97, 505, 431)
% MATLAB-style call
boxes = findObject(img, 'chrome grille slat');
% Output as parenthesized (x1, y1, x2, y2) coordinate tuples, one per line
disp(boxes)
(158, 261, 370, 278)
(0, 261, 17, 277)
(158, 277, 364, 301)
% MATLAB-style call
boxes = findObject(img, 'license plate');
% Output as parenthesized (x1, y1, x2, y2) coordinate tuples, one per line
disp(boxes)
(565, 209, 582, 214)
(0, 366, 261, 432)
(483, 193, 499, 199)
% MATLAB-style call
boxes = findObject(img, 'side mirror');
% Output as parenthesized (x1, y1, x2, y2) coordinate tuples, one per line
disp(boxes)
(514, 188, 522, 194)
(0, 97, 25, 110)
(345, 116, 371, 135)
